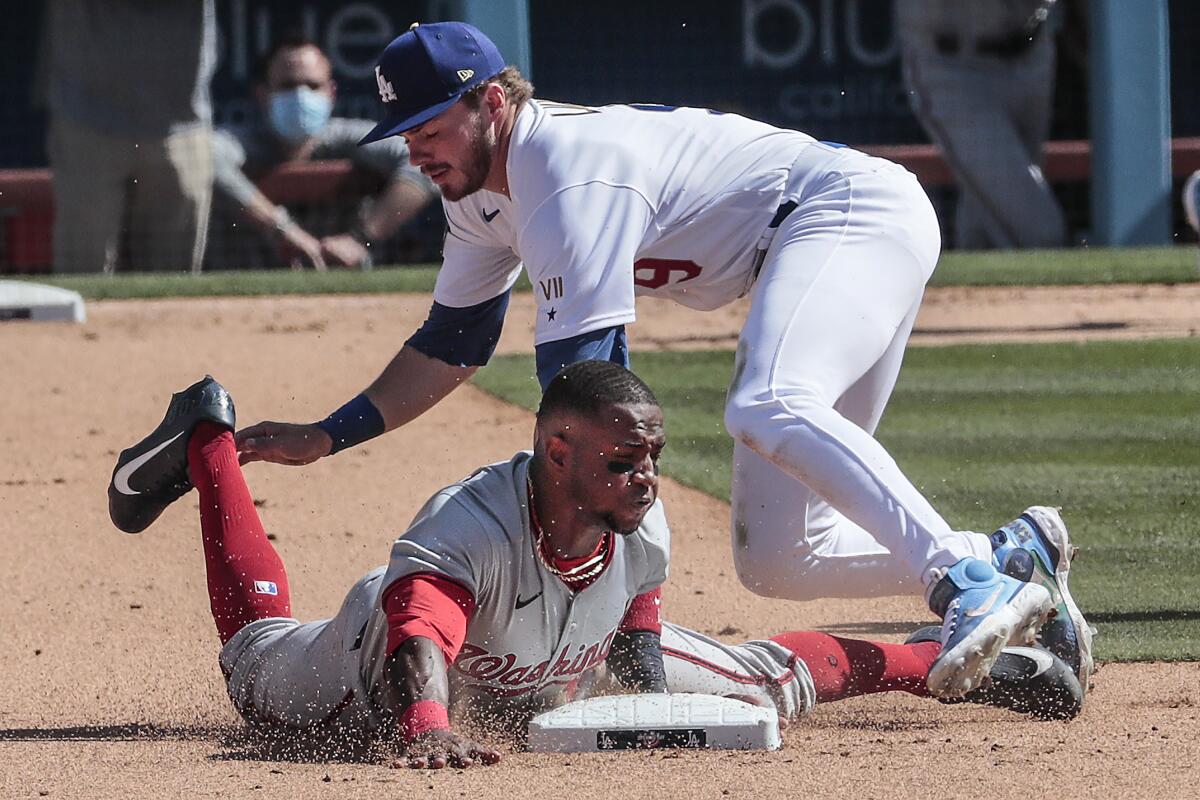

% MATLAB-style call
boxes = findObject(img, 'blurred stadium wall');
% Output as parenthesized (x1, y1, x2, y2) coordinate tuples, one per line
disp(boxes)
(2, 0, 1197, 272)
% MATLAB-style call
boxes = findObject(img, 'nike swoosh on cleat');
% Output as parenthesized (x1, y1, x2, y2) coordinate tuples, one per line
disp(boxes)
(1002, 646, 1055, 676)
(113, 431, 186, 496)
(964, 585, 1005, 618)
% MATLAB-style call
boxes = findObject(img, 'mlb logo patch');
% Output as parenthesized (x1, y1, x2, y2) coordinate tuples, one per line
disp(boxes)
(254, 580, 279, 596)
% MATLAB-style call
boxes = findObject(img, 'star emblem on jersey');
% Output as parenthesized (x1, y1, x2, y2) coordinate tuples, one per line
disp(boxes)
(546, 307, 557, 321)
(481, 208, 500, 223)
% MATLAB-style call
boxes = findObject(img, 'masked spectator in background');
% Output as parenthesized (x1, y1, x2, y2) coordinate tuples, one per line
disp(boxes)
(210, 33, 438, 270)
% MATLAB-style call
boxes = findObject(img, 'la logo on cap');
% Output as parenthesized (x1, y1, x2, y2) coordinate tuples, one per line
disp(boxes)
(358, 20, 506, 145)
(375, 65, 397, 103)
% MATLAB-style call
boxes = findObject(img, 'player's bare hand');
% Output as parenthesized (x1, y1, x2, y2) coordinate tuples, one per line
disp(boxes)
(393, 729, 502, 770)
(320, 233, 371, 268)
(276, 224, 327, 271)
(235, 421, 332, 466)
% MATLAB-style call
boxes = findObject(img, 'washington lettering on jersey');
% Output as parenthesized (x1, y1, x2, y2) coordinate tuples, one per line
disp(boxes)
(453, 629, 616, 693)
(373, 453, 670, 713)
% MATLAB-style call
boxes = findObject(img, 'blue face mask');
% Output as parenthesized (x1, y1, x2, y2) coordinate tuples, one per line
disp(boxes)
(267, 87, 333, 145)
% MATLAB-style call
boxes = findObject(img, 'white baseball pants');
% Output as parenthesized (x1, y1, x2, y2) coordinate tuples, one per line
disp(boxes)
(724, 148, 993, 602)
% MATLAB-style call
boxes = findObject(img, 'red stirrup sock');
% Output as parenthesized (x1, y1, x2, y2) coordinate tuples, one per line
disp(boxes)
(188, 421, 291, 645)
(769, 631, 940, 703)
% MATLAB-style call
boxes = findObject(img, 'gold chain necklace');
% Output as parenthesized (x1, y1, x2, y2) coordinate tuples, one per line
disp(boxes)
(527, 478, 610, 582)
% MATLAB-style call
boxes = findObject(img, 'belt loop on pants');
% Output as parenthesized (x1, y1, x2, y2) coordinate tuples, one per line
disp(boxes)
(748, 199, 799, 285)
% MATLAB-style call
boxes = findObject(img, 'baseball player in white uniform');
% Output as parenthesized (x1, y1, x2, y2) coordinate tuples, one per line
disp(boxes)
(108, 366, 1083, 768)
(235, 22, 1093, 701)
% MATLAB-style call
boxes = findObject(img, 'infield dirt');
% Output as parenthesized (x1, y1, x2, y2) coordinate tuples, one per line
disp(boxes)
(2, 285, 1197, 799)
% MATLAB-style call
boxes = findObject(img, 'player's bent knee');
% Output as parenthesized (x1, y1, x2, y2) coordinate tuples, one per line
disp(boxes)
(723, 388, 828, 458)
(731, 538, 805, 601)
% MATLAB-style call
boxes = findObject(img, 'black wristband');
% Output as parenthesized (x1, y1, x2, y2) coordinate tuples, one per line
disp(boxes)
(607, 629, 667, 693)
(315, 393, 385, 455)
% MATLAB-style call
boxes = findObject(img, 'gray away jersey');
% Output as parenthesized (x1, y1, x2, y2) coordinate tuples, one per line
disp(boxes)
(358, 451, 670, 719)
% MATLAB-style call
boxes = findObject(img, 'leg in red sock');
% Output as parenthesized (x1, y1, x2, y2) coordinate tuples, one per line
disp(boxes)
(188, 421, 291, 644)
(770, 630, 941, 703)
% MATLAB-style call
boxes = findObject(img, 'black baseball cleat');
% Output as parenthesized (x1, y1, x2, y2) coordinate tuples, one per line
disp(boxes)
(108, 375, 235, 533)
(907, 625, 1084, 721)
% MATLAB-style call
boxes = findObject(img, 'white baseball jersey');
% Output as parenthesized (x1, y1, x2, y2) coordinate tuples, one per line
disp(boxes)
(435, 99, 826, 343)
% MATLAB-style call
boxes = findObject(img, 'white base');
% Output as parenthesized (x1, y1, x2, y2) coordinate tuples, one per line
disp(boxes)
(527, 693, 781, 753)
(0, 280, 86, 323)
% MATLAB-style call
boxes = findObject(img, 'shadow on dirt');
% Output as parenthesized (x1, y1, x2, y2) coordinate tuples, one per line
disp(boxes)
(817, 620, 934, 636)
(0, 723, 225, 742)
(0, 722, 386, 764)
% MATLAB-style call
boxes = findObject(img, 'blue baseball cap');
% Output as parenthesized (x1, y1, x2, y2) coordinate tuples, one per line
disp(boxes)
(358, 21, 506, 145)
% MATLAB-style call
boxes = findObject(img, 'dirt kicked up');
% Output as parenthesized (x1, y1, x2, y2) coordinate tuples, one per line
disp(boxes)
(2, 286, 1197, 799)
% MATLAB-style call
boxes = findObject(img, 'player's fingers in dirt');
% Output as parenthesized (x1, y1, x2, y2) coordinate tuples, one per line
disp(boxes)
(449, 738, 502, 768)
(395, 732, 501, 770)
(397, 752, 447, 769)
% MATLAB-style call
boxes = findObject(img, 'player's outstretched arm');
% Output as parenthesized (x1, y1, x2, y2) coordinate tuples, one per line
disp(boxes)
(364, 344, 478, 431)
(235, 344, 474, 466)
(384, 636, 502, 770)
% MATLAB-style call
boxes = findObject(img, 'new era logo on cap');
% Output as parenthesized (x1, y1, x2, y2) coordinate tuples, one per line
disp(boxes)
(358, 21, 507, 145)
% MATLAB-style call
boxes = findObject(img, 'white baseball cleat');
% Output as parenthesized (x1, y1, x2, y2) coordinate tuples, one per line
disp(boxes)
(925, 557, 1054, 699)
(991, 506, 1095, 694)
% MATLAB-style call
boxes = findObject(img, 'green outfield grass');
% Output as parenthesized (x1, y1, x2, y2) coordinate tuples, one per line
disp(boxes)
(5, 265, 440, 300)
(927, 245, 1198, 286)
(10, 245, 1197, 299)
(472, 339, 1200, 662)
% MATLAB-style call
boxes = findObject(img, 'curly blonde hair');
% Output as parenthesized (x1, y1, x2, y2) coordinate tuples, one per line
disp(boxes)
(462, 66, 534, 110)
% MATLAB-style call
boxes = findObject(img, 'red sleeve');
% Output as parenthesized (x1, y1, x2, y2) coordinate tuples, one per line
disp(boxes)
(619, 587, 662, 635)
(382, 573, 476, 662)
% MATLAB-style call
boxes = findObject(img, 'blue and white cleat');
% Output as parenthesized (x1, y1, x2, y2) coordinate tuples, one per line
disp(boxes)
(991, 506, 1095, 694)
(926, 557, 1054, 699)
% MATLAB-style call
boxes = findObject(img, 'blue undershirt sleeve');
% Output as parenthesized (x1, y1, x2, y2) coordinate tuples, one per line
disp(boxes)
(405, 290, 511, 367)
(535, 326, 630, 390)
